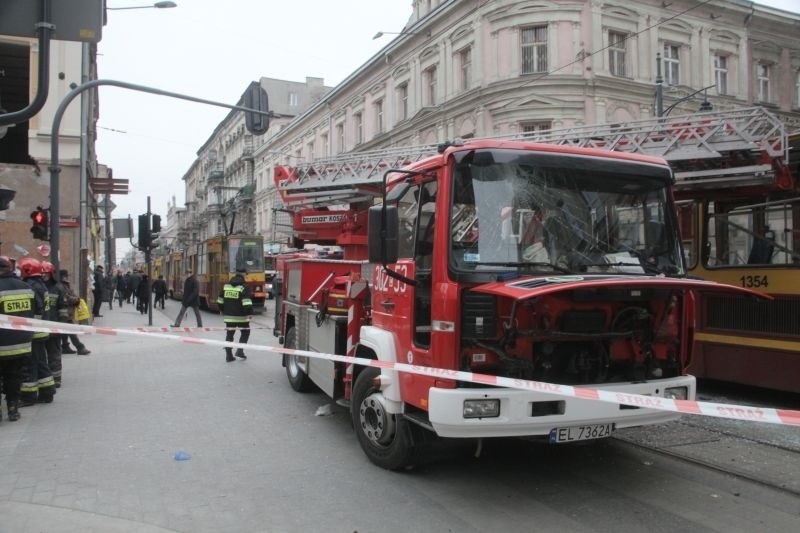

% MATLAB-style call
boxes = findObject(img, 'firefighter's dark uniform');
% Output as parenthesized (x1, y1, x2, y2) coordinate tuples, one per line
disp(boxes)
(0, 258, 35, 422)
(44, 274, 66, 386)
(21, 276, 56, 404)
(217, 272, 252, 362)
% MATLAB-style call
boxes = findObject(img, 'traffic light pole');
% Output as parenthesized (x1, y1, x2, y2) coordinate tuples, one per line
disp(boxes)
(146, 196, 153, 327)
(46, 78, 273, 274)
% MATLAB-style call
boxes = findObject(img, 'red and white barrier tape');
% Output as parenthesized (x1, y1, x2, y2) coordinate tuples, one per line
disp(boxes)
(8, 323, 269, 334)
(2, 314, 798, 428)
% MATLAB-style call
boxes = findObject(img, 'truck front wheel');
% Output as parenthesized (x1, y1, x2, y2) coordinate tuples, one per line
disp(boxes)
(351, 366, 417, 470)
(284, 327, 314, 392)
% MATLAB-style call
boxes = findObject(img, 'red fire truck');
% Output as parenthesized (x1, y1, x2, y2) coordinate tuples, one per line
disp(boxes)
(273, 138, 762, 469)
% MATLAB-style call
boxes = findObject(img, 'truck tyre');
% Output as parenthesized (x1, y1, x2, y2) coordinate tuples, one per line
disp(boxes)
(351, 366, 417, 470)
(284, 327, 314, 392)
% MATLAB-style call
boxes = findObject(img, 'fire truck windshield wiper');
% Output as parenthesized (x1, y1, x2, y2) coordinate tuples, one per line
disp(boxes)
(479, 261, 573, 274)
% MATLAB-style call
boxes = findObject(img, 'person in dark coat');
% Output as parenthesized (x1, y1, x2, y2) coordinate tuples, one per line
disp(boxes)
(58, 270, 90, 355)
(91, 265, 104, 317)
(114, 269, 126, 307)
(152, 275, 167, 309)
(171, 269, 202, 327)
(136, 274, 150, 314)
(130, 270, 142, 308)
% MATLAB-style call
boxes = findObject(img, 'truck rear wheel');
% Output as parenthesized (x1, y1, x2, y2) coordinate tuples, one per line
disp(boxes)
(351, 366, 417, 470)
(284, 327, 314, 392)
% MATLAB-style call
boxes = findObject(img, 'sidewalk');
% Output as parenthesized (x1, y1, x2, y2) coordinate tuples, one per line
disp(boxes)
(0, 298, 283, 533)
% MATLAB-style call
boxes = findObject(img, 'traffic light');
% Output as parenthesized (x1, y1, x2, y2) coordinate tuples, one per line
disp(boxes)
(243, 81, 269, 136)
(150, 214, 161, 249)
(30, 207, 49, 240)
(138, 214, 151, 249)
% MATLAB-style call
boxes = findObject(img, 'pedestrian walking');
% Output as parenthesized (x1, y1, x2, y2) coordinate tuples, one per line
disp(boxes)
(58, 269, 90, 355)
(217, 268, 252, 362)
(137, 274, 150, 314)
(104, 270, 114, 310)
(41, 261, 65, 387)
(0, 255, 35, 423)
(130, 270, 142, 308)
(114, 269, 126, 307)
(152, 274, 167, 309)
(171, 269, 202, 327)
(91, 265, 104, 318)
(18, 258, 56, 405)
(123, 271, 132, 303)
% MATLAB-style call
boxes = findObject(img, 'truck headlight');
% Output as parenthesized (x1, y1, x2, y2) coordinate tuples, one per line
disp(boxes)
(664, 386, 688, 400)
(463, 399, 500, 418)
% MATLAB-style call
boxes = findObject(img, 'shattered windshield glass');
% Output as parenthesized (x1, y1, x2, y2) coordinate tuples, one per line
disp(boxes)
(449, 149, 684, 275)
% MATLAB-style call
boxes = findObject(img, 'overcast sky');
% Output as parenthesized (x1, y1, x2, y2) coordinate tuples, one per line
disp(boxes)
(96, 0, 799, 256)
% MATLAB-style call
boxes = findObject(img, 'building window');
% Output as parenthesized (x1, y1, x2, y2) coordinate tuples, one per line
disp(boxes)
(714, 55, 728, 95)
(795, 70, 800, 108)
(521, 25, 548, 74)
(354, 112, 363, 145)
(307, 141, 314, 159)
(397, 83, 408, 121)
(374, 99, 384, 134)
(321, 133, 329, 158)
(520, 120, 552, 136)
(757, 63, 771, 103)
(337, 123, 345, 152)
(663, 44, 680, 85)
(609, 31, 627, 77)
(459, 46, 472, 90)
(423, 66, 437, 106)
(288, 92, 298, 106)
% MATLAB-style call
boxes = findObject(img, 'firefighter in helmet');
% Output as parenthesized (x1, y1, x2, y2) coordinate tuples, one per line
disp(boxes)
(18, 258, 56, 405)
(217, 268, 253, 362)
(0, 255, 35, 422)
(41, 261, 66, 387)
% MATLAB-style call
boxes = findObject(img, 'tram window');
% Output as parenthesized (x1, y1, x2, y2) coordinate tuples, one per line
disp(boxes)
(705, 201, 800, 267)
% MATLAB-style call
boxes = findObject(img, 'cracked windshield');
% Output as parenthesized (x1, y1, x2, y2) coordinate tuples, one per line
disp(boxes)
(449, 149, 684, 275)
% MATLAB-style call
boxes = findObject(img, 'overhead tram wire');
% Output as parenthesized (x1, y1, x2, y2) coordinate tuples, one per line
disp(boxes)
(515, 0, 716, 91)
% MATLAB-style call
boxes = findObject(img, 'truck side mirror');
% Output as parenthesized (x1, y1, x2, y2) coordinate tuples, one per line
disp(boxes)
(368, 205, 399, 264)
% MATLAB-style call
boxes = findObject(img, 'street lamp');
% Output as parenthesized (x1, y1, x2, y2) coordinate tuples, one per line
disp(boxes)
(662, 84, 716, 117)
(107, 1, 177, 10)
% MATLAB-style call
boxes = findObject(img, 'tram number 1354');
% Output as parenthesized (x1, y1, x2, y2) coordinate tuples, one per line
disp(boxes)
(739, 275, 768, 289)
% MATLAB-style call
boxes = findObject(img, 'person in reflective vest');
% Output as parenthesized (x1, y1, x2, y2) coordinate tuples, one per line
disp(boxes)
(18, 258, 56, 405)
(0, 256, 35, 422)
(41, 261, 66, 387)
(217, 269, 253, 362)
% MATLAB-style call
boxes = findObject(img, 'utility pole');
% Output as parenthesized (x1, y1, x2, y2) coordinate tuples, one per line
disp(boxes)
(655, 53, 664, 118)
(146, 196, 153, 326)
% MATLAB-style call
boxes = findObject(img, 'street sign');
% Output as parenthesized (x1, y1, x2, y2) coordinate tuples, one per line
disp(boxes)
(0, 0, 104, 43)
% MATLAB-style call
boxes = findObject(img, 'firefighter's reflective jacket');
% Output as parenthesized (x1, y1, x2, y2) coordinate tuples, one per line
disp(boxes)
(0, 273, 36, 357)
(45, 278, 67, 321)
(25, 277, 50, 340)
(217, 274, 253, 323)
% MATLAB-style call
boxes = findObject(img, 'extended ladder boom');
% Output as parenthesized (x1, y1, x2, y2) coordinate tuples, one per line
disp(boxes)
(508, 106, 791, 191)
(276, 107, 794, 211)
(275, 144, 440, 209)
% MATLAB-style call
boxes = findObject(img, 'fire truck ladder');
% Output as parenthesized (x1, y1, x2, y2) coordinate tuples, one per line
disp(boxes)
(504, 106, 790, 191)
(277, 145, 440, 209)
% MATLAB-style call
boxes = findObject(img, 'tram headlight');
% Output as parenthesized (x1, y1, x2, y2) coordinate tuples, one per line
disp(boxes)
(254, 285, 261, 291)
